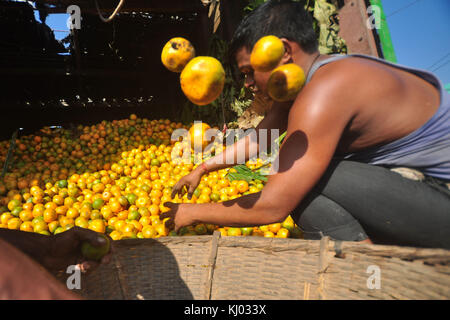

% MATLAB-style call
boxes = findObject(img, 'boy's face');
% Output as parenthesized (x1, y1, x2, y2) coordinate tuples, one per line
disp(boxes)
(235, 46, 272, 98)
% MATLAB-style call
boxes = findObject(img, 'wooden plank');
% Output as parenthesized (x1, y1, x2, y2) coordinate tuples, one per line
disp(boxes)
(338, 0, 381, 57)
(44, 0, 205, 14)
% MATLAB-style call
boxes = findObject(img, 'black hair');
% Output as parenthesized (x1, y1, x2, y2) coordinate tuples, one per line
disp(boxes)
(229, 0, 318, 62)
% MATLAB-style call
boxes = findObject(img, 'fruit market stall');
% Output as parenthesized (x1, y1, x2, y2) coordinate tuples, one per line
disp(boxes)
(0, 0, 354, 240)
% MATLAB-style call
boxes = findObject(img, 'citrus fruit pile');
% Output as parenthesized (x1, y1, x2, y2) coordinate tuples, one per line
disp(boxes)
(0, 115, 303, 240)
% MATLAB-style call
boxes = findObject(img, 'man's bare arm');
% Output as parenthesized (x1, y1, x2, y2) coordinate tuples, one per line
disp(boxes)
(164, 75, 357, 229)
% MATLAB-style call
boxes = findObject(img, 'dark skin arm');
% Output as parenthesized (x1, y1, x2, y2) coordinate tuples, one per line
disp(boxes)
(0, 238, 81, 299)
(162, 72, 356, 230)
(0, 227, 112, 272)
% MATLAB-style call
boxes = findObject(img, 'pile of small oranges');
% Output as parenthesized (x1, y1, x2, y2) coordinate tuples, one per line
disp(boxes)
(0, 115, 303, 240)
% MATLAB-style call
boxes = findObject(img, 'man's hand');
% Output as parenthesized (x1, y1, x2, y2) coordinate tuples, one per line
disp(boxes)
(171, 167, 205, 200)
(43, 227, 112, 273)
(160, 202, 194, 232)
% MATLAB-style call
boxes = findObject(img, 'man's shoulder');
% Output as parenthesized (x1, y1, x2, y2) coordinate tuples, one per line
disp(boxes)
(300, 55, 393, 110)
(309, 55, 384, 84)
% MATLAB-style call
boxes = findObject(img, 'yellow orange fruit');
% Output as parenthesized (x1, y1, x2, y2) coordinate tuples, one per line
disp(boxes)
(180, 56, 225, 106)
(250, 35, 285, 72)
(268, 223, 281, 234)
(276, 227, 290, 238)
(188, 122, 211, 150)
(161, 37, 195, 73)
(142, 225, 157, 238)
(263, 231, 275, 238)
(227, 227, 242, 237)
(268, 63, 305, 102)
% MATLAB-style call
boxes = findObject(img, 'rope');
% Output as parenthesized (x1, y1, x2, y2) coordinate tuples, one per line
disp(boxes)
(94, 0, 126, 23)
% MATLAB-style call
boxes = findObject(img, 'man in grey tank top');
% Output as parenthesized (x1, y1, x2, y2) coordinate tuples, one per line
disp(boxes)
(163, 0, 450, 249)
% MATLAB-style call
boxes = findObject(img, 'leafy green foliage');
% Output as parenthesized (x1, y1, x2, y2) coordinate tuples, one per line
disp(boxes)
(227, 164, 268, 182)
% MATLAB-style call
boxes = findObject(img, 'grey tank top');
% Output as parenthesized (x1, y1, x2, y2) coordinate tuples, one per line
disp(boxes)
(305, 54, 450, 182)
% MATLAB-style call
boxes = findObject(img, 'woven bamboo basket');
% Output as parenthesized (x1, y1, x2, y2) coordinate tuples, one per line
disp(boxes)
(59, 232, 450, 300)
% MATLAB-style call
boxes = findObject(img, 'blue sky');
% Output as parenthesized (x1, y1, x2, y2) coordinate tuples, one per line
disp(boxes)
(381, 0, 450, 85)
(37, 0, 450, 85)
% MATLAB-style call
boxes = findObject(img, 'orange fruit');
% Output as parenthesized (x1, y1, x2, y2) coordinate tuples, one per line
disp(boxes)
(100, 206, 114, 220)
(59, 216, 74, 228)
(194, 223, 208, 235)
(43, 208, 57, 223)
(114, 220, 126, 232)
(281, 215, 295, 232)
(121, 223, 135, 235)
(240, 227, 253, 236)
(149, 204, 160, 216)
(109, 230, 122, 241)
(89, 219, 106, 233)
(217, 227, 228, 236)
(22, 202, 34, 211)
(263, 231, 275, 238)
(66, 208, 80, 219)
(33, 220, 48, 233)
(52, 195, 64, 206)
(149, 216, 161, 226)
(142, 225, 157, 238)
(139, 216, 152, 227)
(0, 213, 13, 225)
(7, 199, 21, 211)
(268, 223, 281, 234)
(226, 186, 239, 197)
(32, 204, 45, 218)
(161, 37, 195, 73)
(20, 221, 33, 232)
(180, 56, 225, 106)
(130, 220, 143, 232)
(276, 228, 290, 238)
(136, 197, 150, 208)
(236, 180, 249, 193)
(267, 63, 305, 102)
(154, 223, 168, 236)
(55, 206, 68, 216)
(250, 35, 285, 72)
(7, 218, 21, 230)
(252, 228, 264, 237)
(48, 221, 60, 233)
(188, 122, 211, 151)
(19, 210, 33, 222)
(227, 227, 242, 236)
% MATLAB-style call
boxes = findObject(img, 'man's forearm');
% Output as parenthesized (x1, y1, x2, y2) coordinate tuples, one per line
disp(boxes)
(0, 239, 79, 300)
(203, 134, 258, 171)
(0, 229, 50, 265)
(185, 191, 286, 227)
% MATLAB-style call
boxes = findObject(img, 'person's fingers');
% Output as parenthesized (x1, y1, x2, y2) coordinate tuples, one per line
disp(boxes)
(160, 204, 175, 221)
(165, 218, 175, 230)
(171, 182, 181, 199)
(179, 184, 188, 198)
(163, 202, 178, 210)
(187, 185, 196, 200)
